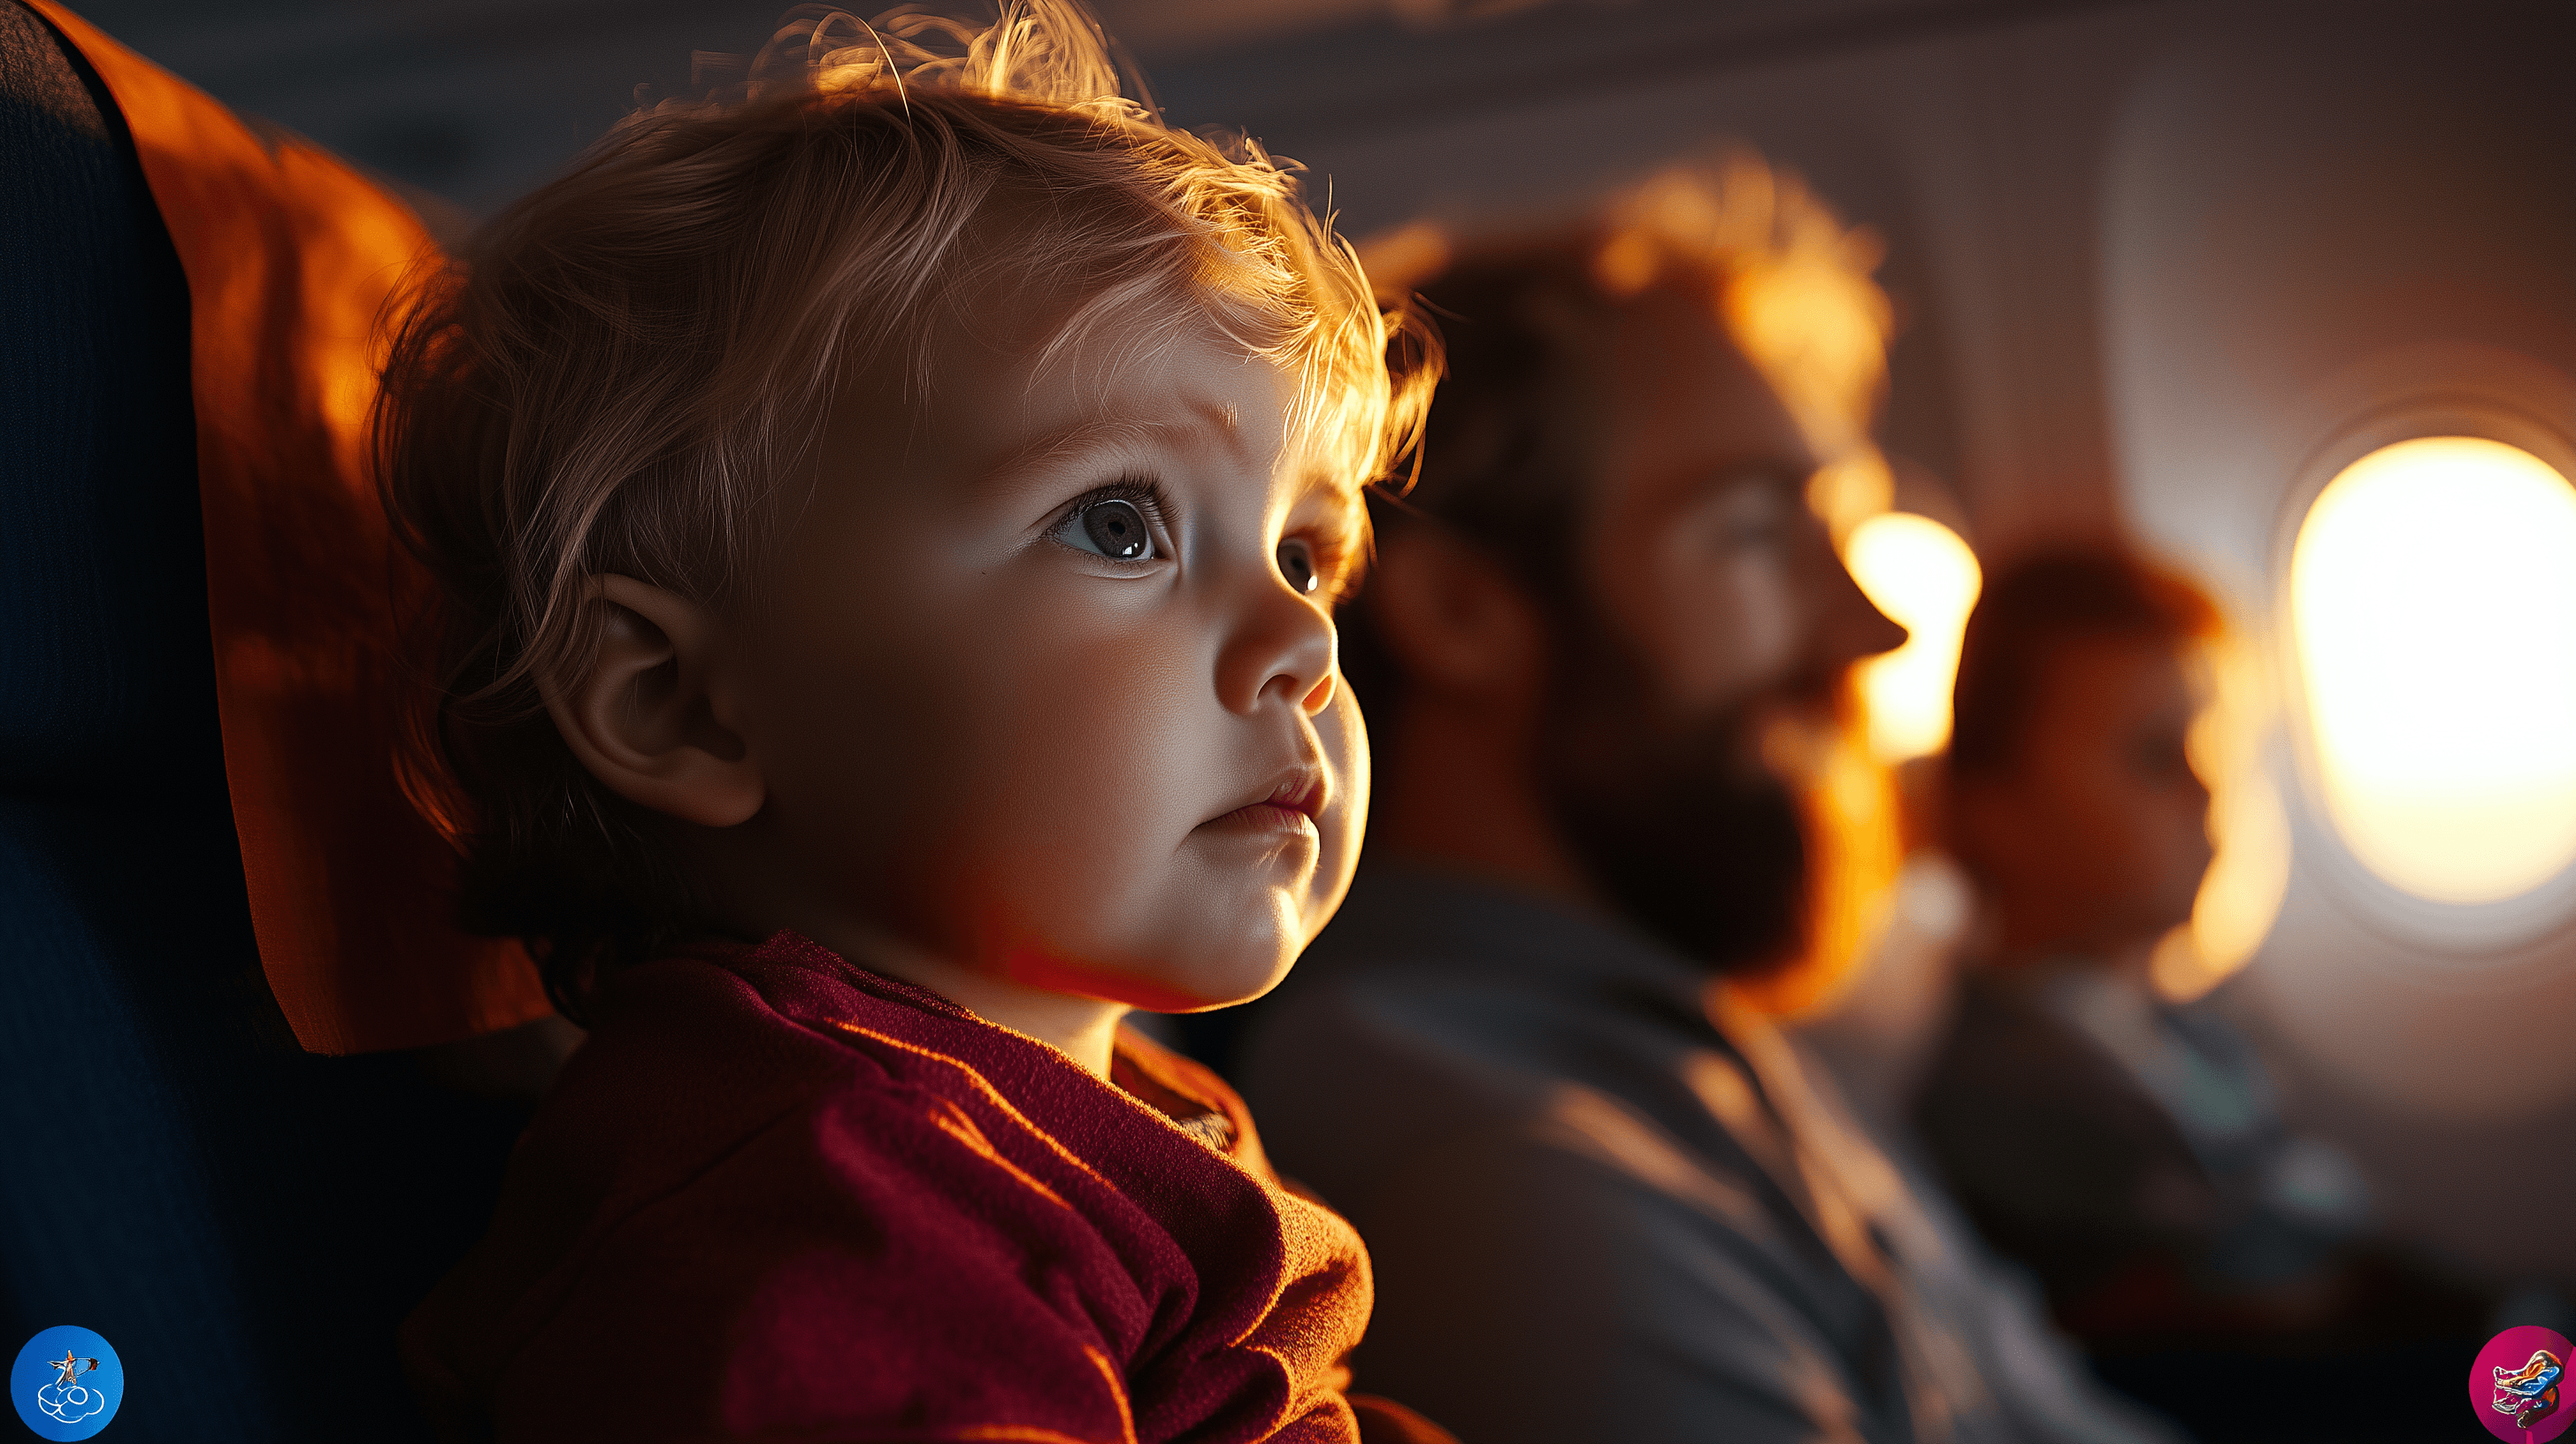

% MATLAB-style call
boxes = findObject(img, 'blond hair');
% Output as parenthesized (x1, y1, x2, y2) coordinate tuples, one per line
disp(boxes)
(377, 1, 1438, 1010)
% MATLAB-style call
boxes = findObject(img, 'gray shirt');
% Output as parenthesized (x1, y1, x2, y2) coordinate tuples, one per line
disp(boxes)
(1240, 863, 2182, 1444)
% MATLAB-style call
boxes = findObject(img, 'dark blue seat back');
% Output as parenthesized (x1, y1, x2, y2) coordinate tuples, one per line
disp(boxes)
(0, 5, 529, 1437)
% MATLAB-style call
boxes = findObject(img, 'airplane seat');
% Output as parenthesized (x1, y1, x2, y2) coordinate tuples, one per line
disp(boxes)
(0, 5, 532, 1439)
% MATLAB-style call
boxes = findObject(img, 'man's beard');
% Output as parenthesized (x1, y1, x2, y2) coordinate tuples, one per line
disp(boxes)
(1534, 612, 1812, 976)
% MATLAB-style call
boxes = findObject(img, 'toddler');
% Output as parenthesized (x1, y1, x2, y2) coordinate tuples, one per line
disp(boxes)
(379, 5, 1443, 1440)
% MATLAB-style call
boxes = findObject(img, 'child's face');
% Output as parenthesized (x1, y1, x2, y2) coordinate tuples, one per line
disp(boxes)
(1953, 636, 2214, 957)
(720, 280, 1368, 1011)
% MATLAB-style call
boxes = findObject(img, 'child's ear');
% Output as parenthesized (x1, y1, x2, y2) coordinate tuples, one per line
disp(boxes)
(542, 574, 763, 828)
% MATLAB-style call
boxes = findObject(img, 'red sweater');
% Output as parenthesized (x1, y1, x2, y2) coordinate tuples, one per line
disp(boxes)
(402, 932, 1449, 1443)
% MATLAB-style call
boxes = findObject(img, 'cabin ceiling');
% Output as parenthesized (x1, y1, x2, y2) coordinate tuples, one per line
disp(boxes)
(72, 0, 2129, 213)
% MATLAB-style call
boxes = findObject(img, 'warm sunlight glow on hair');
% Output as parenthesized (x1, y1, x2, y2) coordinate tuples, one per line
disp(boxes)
(2291, 435, 2576, 902)
(1844, 512, 1982, 763)
(1591, 157, 1890, 463)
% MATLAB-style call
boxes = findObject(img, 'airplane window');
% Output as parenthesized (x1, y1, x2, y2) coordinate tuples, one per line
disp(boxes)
(2290, 434, 2576, 902)
(1844, 511, 1982, 763)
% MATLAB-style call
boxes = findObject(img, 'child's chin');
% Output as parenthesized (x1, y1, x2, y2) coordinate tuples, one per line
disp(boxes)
(1099, 956, 1292, 1015)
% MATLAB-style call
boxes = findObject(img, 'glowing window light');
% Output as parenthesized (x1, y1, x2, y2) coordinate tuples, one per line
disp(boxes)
(2290, 435, 2576, 902)
(1843, 511, 1982, 763)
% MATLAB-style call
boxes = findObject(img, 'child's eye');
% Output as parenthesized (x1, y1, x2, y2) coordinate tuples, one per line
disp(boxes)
(1277, 537, 1319, 594)
(1054, 497, 1157, 560)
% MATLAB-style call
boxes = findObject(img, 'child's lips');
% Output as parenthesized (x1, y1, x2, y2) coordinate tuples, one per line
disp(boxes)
(1200, 802, 1321, 837)
(1198, 765, 1327, 836)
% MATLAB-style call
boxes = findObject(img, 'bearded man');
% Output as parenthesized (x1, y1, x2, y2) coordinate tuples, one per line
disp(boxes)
(1237, 165, 2182, 1444)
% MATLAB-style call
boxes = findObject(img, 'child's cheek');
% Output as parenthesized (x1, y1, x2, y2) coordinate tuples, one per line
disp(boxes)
(949, 615, 1224, 981)
(1307, 677, 1371, 935)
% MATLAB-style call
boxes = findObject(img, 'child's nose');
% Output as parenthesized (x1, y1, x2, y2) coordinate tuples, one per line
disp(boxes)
(1217, 565, 1338, 717)
(1299, 672, 1338, 717)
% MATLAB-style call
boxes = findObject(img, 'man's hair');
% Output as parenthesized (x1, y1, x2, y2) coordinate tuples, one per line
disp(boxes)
(1343, 155, 1890, 719)
(1948, 548, 2224, 780)
(375, 2, 1437, 1015)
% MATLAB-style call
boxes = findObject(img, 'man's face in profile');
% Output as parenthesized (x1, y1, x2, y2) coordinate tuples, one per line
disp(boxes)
(1537, 285, 1901, 972)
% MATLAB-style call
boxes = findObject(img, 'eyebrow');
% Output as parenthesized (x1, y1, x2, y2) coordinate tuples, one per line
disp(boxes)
(973, 396, 1258, 499)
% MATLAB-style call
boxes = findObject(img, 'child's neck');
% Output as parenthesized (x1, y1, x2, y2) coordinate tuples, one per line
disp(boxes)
(819, 922, 1130, 1078)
